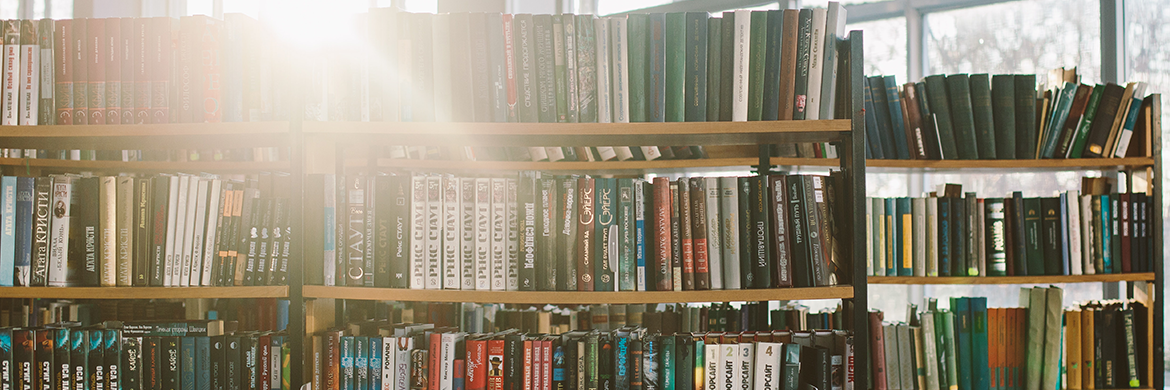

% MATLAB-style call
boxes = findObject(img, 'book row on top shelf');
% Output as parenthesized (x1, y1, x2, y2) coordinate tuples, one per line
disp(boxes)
(865, 67, 1161, 162)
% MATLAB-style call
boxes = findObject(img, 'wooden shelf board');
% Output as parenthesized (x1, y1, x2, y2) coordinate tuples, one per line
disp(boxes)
(0, 158, 289, 172)
(348, 157, 842, 171)
(868, 157, 1155, 170)
(302, 285, 853, 304)
(868, 273, 1156, 285)
(0, 286, 289, 299)
(0, 122, 291, 149)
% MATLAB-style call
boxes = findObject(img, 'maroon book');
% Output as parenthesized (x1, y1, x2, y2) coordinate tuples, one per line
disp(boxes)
(87, 17, 105, 125)
(201, 17, 222, 123)
(576, 177, 594, 291)
(105, 17, 120, 124)
(151, 16, 171, 124)
(689, 177, 710, 290)
(120, 17, 133, 124)
(677, 178, 694, 290)
(54, 19, 72, 125)
(134, 17, 151, 124)
(652, 177, 673, 291)
(72, 18, 88, 125)
(178, 16, 196, 123)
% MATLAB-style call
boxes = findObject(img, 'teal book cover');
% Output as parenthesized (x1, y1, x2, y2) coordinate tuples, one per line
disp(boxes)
(594, 178, 616, 291)
(355, 336, 368, 390)
(340, 336, 354, 390)
(971, 298, 989, 390)
(180, 337, 196, 390)
(617, 178, 635, 291)
(0, 176, 16, 286)
(660, 334, 674, 390)
(953, 298, 973, 390)
(194, 336, 209, 390)
(1100, 195, 1113, 273)
(369, 336, 382, 390)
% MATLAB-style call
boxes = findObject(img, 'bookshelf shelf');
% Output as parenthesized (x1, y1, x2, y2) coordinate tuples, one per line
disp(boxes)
(347, 156, 841, 172)
(867, 273, 1155, 285)
(0, 286, 289, 299)
(0, 158, 290, 172)
(301, 285, 854, 304)
(866, 157, 1155, 170)
(0, 122, 291, 150)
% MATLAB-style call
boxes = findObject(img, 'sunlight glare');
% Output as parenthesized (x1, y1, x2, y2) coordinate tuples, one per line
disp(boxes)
(261, 0, 369, 47)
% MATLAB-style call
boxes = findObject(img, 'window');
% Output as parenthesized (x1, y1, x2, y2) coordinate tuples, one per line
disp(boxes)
(849, 18, 908, 86)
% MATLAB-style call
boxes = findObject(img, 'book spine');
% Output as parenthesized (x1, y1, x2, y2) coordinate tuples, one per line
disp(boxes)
(617, 179, 635, 291)
(150, 17, 169, 124)
(646, 14, 665, 123)
(18, 20, 38, 126)
(577, 177, 595, 291)
(519, 173, 538, 291)
(594, 178, 616, 291)
(474, 179, 491, 290)
(677, 180, 695, 290)
(491, 178, 508, 290)
(684, 13, 707, 122)
(443, 176, 462, 290)
(688, 179, 710, 290)
(98, 177, 116, 286)
(104, 18, 120, 125)
(558, 178, 578, 291)
(652, 178, 672, 291)
(427, 176, 445, 289)
(718, 178, 740, 290)
(769, 175, 792, 287)
(539, 178, 557, 291)
(411, 175, 427, 289)
(1, 23, 20, 126)
(47, 176, 72, 286)
(36, 19, 52, 126)
(461, 178, 476, 290)
(506, 178, 520, 290)
(54, 20, 72, 125)
(346, 176, 367, 286)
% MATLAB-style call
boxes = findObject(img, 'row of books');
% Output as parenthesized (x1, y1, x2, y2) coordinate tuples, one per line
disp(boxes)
(864, 179, 1153, 277)
(0, 173, 292, 287)
(0, 320, 293, 390)
(0, 298, 289, 333)
(310, 324, 855, 390)
(306, 172, 846, 291)
(865, 69, 1155, 161)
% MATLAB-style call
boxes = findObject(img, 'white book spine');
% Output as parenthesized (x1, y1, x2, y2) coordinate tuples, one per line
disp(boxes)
(442, 176, 461, 290)
(640, 146, 662, 160)
(394, 337, 412, 390)
(595, 18, 612, 124)
(718, 177, 740, 289)
(611, 16, 630, 124)
(323, 174, 336, 286)
(633, 179, 646, 291)
(490, 178, 507, 291)
(738, 341, 755, 390)
(913, 197, 926, 277)
(545, 147, 566, 162)
(200, 179, 222, 286)
(99, 177, 117, 287)
(115, 177, 134, 287)
(926, 197, 939, 277)
(381, 337, 395, 390)
(19, 40, 36, 125)
(1067, 191, 1082, 275)
(731, 10, 751, 122)
(425, 175, 443, 289)
(505, 178, 519, 291)
(595, 147, 617, 161)
(409, 175, 427, 288)
(188, 178, 210, 286)
(179, 177, 199, 287)
(2, 40, 18, 126)
(805, 8, 827, 120)
(46, 178, 71, 286)
(720, 343, 739, 390)
(754, 342, 782, 390)
(820, 2, 847, 120)
(162, 176, 181, 287)
(439, 333, 460, 390)
(475, 178, 492, 290)
(1113, 83, 1146, 157)
(704, 177, 723, 290)
(1080, 194, 1094, 274)
(460, 178, 476, 290)
(705, 342, 720, 390)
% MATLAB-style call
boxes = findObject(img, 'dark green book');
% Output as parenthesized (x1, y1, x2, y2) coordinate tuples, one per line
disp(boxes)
(883, 75, 911, 159)
(717, 12, 734, 121)
(33, 329, 51, 390)
(760, 10, 782, 121)
(737, 177, 753, 288)
(1055, 84, 1092, 158)
(575, 16, 598, 123)
(950, 195, 966, 276)
(628, 14, 648, 123)
(664, 13, 686, 122)
(659, 334, 674, 390)
(923, 75, 959, 159)
(674, 336, 692, 390)
(868, 77, 898, 159)
(599, 335, 614, 390)
(945, 74, 980, 159)
(684, 12, 707, 122)
(534, 15, 557, 123)
(519, 172, 538, 290)
(780, 344, 801, 390)
(953, 298, 973, 390)
(646, 13, 666, 123)
(71, 330, 88, 390)
(1039, 82, 1077, 158)
(1010, 192, 1028, 275)
(789, 10, 809, 121)
(863, 83, 888, 159)
(1023, 197, 1044, 275)
(938, 197, 952, 276)
(990, 75, 1016, 159)
(1013, 75, 1038, 159)
(749, 176, 771, 288)
(705, 18, 722, 122)
(1068, 84, 1105, 158)
(617, 178, 635, 291)
(410, 13, 434, 122)
(595, 178, 616, 292)
(1040, 197, 1063, 275)
(969, 74, 997, 159)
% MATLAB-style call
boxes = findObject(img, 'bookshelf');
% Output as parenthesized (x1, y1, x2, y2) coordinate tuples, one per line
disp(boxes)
(0, 286, 290, 299)
(868, 273, 1155, 285)
(302, 285, 855, 304)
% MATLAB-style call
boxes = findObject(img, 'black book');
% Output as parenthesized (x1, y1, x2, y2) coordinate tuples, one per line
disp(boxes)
(533, 14, 556, 124)
(363, 177, 377, 287)
(969, 74, 997, 159)
(868, 77, 898, 159)
(0, 329, 11, 390)
(785, 176, 813, 287)
(1013, 75, 1038, 159)
(122, 337, 141, 390)
(229, 187, 259, 287)
(718, 12, 734, 122)
(673, 336, 692, 390)
(683, 12, 707, 122)
(270, 197, 291, 285)
(244, 199, 272, 286)
(538, 178, 558, 291)
(791, 9, 812, 120)
(149, 177, 170, 287)
(14, 330, 33, 390)
(503, 334, 523, 390)
(143, 337, 160, 390)
(1099, 307, 1118, 388)
(410, 13, 434, 122)
(34, 329, 52, 390)
(1111, 195, 1122, 274)
(388, 176, 411, 289)
(341, 176, 365, 287)
(557, 177, 578, 291)
(737, 178, 752, 288)
(514, 14, 539, 124)
(208, 336, 224, 390)
(132, 178, 152, 287)
(749, 176, 771, 288)
(103, 330, 118, 390)
(629, 336, 643, 390)
(1010, 192, 1027, 276)
(469, 13, 492, 122)
(87, 331, 104, 390)
(303, 175, 326, 286)
(760, 10, 782, 122)
(1040, 197, 1063, 275)
(31, 177, 52, 286)
(551, 342, 566, 390)
(223, 336, 240, 390)
(71, 330, 88, 390)
(950, 195, 966, 276)
(239, 336, 255, 390)
(518, 172, 538, 291)
(991, 75, 1016, 159)
(598, 334, 613, 390)
(159, 338, 177, 390)
(595, 178, 616, 291)
(55, 329, 71, 390)
(72, 177, 100, 287)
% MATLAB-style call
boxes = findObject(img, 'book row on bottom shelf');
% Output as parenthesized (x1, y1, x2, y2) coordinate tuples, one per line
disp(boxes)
(308, 171, 848, 292)
(0, 298, 289, 332)
(864, 68, 1155, 161)
(0, 172, 294, 288)
(869, 286, 1153, 390)
(866, 176, 1154, 278)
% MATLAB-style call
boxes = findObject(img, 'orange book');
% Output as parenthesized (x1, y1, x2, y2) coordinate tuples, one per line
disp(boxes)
(1082, 308, 1095, 389)
(988, 308, 999, 390)
(1066, 310, 1082, 390)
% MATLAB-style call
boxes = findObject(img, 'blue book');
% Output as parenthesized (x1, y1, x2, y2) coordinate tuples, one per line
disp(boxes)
(340, 337, 355, 390)
(1059, 193, 1070, 275)
(643, 336, 659, 390)
(13, 177, 31, 286)
(277, 300, 289, 331)
(953, 298, 973, 390)
(884, 198, 896, 276)
(369, 337, 381, 390)
(884, 76, 911, 159)
(660, 335, 674, 390)
(970, 298, 990, 390)
(0, 176, 15, 286)
(181, 337, 196, 390)
(896, 197, 912, 276)
(1100, 195, 1113, 273)
(355, 337, 369, 390)
(195, 337, 210, 390)
(863, 84, 886, 159)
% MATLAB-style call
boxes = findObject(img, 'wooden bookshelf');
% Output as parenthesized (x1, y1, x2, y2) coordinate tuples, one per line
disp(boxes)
(0, 158, 289, 172)
(0, 286, 289, 299)
(0, 122, 291, 150)
(301, 285, 854, 304)
(867, 157, 1155, 170)
(868, 273, 1156, 285)
(347, 156, 842, 172)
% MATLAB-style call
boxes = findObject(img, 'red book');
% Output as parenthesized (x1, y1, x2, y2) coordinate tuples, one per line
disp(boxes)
(502, 14, 517, 122)
(200, 17, 222, 122)
(522, 340, 533, 390)
(576, 177, 595, 291)
(652, 177, 673, 291)
(540, 339, 551, 390)
(119, 17, 133, 124)
(326, 330, 341, 390)
(768, 175, 793, 287)
(54, 19, 73, 125)
(486, 338, 505, 390)
(677, 178, 694, 290)
(466, 339, 487, 390)
(105, 17, 121, 125)
(868, 311, 887, 390)
(1120, 192, 1131, 273)
(133, 17, 150, 124)
(429, 333, 442, 390)
(151, 16, 171, 124)
(72, 18, 87, 125)
(178, 16, 196, 123)
(688, 178, 710, 290)
(88, 18, 105, 125)
(258, 334, 271, 390)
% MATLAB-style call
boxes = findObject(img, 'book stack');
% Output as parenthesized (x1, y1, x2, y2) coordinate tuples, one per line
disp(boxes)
(335, 3, 852, 162)
(0, 172, 292, 287)
(869, 287, 1152, 390)
(306, 172, 848, 291)
(865, 178, 1152, 277)
(865, 69, 1155, 160)
(310, 324, 854, 390)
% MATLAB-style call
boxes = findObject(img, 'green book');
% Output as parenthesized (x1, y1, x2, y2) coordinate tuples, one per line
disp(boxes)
(923, 75, 959, 159)
(552, 15, 570, 123)
(1023, 288, 1046, 390)
(969, 74, 997, 159)
(705, 18, 721, 122)
(718, 12, 734, 121)
(628, 14, 647, 123)
(788, 9, 809, 120)
(941, 311, 959, 390)
(991, 75, 1016, 159)
(576, 16, 598, 123)
(970, 298, 990, 390)
(1068, 84, 1105, 158)
(746, 10, 768, 121)
(664, 13, 685, 122)
(945, 74, 980, 159)
(984, 198, 1007, 276)
(586, 332, 599, 390)
(1022, 197, 1044, 275)
(952, 298, 973, 390)
(1038, 82, 1078, 158)
(1014, 75, 1038, 159)
(660, 333, 675, 390)
(684, 12, 708, 122)
(594, 178, 616, 291)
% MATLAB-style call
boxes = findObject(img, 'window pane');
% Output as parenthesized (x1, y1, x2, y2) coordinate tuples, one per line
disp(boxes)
(597, 0, 671, 15)
(848, 18, 907, 84)
(926, 0, 1100, 83)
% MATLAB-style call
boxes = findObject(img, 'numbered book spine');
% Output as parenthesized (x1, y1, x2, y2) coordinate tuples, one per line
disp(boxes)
(490, 178, 507, 291)
(410, 175, 426, 289)
(442, 176, 461, 290)
(474, 178, 491, 290)
(460, 178, 476, 290)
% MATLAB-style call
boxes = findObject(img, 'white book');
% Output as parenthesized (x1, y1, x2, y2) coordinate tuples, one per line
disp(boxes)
(731, 10, 751, 121)
(425, 175, 443, 289)
(490, 178, 507, 291)
(595, 17, 612, 124)
(323, 174, 337, 286)
(19, 30, 37, 126)
(115, 177, 134, 287)
(98, 177, 117, 287)
(439, 333, 464, 390)
(755, 342, 783, 390)
(460, 178, 476, 290)
(805, 8, 828, 121)
(921, 314, 940, 390)
(47, 176, 72, 287)
(162, 175, 181, 287)
(594, 147, 618, 161)
(1066, 191, 1082, 275)
(610, 16, 631, 124)
(409, 175, 427, 288)
(704, 342, 720, 390)
(200, 179, 223, 286)
(820, 2, 847, 120)
(718, 177, 740, 289)
(442, 175, 461, 290)
(178, 177, 199, 287)
(505, 178, 519, 291)
(188, 178, 210, 287)
(738, 341, 755, 390)
(866, 197, 874, 276)
(381, 336, 395, 390)
(393, 336, 412, 390)
(704, 177, 723, 290)
(720, 343, 739, 390)
(926, 197, 939, 276)
(913, 197, 926, 277)
(633, 179, 647, 291)
(474, 178, 491, 290)
(545, 147, 566, 162)
(1080, 194, 1094, 274)
(2, 33, 18, 126)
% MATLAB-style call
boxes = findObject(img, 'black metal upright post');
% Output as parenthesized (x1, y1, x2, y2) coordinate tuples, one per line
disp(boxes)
(846, 29, 869, 390)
